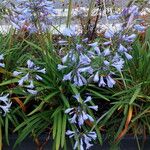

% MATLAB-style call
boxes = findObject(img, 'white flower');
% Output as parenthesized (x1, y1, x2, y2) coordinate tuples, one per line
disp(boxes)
(93, 72, 99, 82)
(62, 54, 69, 64)
(69, 113, 77, 124)
(26, 80, 34, 89)
(65, 108, 74, 114)
(88, 106, 98, 111)
(18, 73, 29, 86)
(36, 75, 43, 80)
(84, 96, 92, 103)
(98, 76, 106, 87)
(73, 94, 80, 102)
(57, 64, 67, 70)
(0, 54, 4, 60)
(27, 89, 38, 95)
(86, 114, 94, 122)
(27, 60, 35, 69)
(13, 71, 22, 76)
(37, 68, 46, 74)
(0, 94, 12, 116)
(0, 63, 5, 68)
(66, 130, 75, 138)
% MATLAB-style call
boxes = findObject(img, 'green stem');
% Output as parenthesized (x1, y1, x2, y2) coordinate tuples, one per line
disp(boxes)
(66, 0, 72, 27)
(120, 71, 127, 90)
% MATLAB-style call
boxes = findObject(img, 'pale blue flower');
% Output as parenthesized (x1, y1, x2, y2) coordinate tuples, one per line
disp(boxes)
(63, 72, 72, 81)
(78, 66, 93, 74)
(35, 75, 43, 80)
(104, 30, 114, 38)
(118, 44, 127, 52)
(86, 114, 94, 122)
(123, 34, 136, 42)
(98, 76, 106, 87)
(88, 42, 98, 47)
(93, 71, 99, 82)
(27, 89, 38, 95)
(73, 73, 87, 86)
(0, 94, 12, 116)
(103, 41, 111, 46)
(63, 27, 76, 37)
(62, 54, 69, 63)
(27, 59, 35, 69)
(37, 68, 46, 74)
(106, 75, 116, 88)
(18, 73, 29, 86)
(103, 48, 110, 56)
(134, 24, 145, 32)
(65, 108, 74, 114)
(108, 14, 121, 20)
(69, 113, 77, 124)
(93, 46, 101, 56)
(79, 54, 91, 65)
(73, 94, 80, 102)
(57, 64, 67, 70)
(66, 130, 75, 138)
(112, 59, 124, 71)
(13, 71, 22, 77)
(124, 52, 133, 60)
(26, 80, 34, 89)
(112, 54, 124, 71)
(88, 106, 98, 111)
(0, 63, 5, 68)
(0, 54, 4, 60)
(104, 60, 110, 66)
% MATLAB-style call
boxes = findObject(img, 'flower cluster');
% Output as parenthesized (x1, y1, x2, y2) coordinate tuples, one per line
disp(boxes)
(0, 94, 12, 116)
(13, 60, 46, 95)
(5, 0, 56, 33)
(65, 94, 98, 149)
(66, 130, 97, 150)
(58, 4, 146, 88)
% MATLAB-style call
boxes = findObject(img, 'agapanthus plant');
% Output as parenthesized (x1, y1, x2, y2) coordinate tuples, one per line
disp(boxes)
(65, 94, 98, 149)
(58, 4, 146, 88)
(13, 59, 46, 95)
(0, 94, 12, 116)
(4, 0, 56, 33)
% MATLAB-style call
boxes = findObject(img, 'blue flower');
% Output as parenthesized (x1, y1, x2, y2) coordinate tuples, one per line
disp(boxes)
(106, 75, 116, 88)
(134, 24, 145, 32)
(98, 76, 106, 87)
(104, 30, 114, 38)
(63, 72, 72, 81)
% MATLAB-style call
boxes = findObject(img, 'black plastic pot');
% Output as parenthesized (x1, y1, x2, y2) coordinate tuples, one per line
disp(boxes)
(3, 135, 150, 150)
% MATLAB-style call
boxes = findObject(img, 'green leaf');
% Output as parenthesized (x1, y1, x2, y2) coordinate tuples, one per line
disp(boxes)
(24, 40, 43, 51)
(5, 116, 9, 145)
(44, 91, 59, 102)
(0, 78, 18, 86)
(87, 89, 110, 101)
(56, 112, 62, 150)
(129, 86, 141, 105)
(61, 114, 67, 148)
